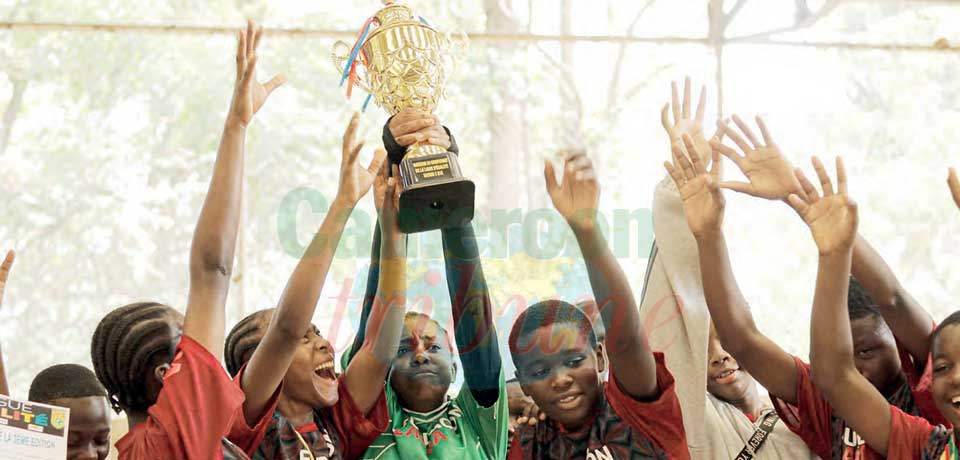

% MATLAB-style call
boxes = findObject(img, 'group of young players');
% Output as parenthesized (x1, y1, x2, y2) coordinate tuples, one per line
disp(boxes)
(2, 21, 960, 460)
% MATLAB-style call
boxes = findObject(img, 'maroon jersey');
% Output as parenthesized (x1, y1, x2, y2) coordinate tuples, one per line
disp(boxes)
(772, 347, 946, 460)
(117, 336, 248, 460)
(247, 376, 389, 460)
(508, 353, 688, 460)
(886, 404, 953, 460)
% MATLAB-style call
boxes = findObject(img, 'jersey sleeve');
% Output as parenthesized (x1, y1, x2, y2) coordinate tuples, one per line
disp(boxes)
(224, 362, 282, 456)
(134, 335, 246, 459)
(886, 404, 942, 459)
(328, 375, 390, 460)
(606, 352, 687, 457)
(769, 356, 834, 459)
(455, 368, 509, 460)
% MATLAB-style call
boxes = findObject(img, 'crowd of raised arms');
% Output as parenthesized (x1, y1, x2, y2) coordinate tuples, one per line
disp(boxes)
(3, 21, 960, 460)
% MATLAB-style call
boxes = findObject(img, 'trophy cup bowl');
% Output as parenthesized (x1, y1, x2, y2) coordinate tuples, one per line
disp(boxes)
(333, 2, 474, 234)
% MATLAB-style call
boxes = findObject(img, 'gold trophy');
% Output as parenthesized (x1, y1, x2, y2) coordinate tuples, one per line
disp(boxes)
(333, 1, 474, 234)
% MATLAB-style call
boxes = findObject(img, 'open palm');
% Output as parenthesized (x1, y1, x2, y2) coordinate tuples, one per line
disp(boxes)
(545, 152, 600, 233)
(337, 113, 386, 206)
(713, 115, 803, 201)
(662, 77, 711, 163)
(665, 134, 724, 238)
(789, 156, 858, 255)
(228, 21, 286, 127)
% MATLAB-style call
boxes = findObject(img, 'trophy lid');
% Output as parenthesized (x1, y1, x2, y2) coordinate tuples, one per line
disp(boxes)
(370, 1, 435, 31)
(374, 2, 414, 26)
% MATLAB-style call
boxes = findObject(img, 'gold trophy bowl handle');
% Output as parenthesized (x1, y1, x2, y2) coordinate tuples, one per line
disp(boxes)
(331, 40, 373, 94)
(445, 29, 470, 56)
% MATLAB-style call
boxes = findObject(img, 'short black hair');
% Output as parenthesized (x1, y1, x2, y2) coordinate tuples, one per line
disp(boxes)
(90, 302, 181, 414)
(575, 299, 606, 342)
(931, 310, 960, 352)
(508, 300, 598, 357)
(224, 309, 273, 377)
(848, 277, 882, 322)
(29, 364, 107, 403)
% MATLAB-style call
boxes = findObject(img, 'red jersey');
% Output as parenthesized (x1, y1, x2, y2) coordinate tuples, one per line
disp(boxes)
(508, 352, 689, 459)
(226, 364, 283, 457)
(245, 377, 388, 460)
(116, 336, 260, 460)
(772, 347, 946, 460)
(886, 404, 953, 459)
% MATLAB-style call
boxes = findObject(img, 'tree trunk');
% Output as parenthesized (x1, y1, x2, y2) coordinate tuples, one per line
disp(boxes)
(559, 0, 581, 148)
(0, 79, 28, 156)
(483, 0, 525, 213)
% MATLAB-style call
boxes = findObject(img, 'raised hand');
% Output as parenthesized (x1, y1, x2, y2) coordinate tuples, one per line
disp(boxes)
(389, 108, 451, 151)
(227, 20, 287, 129)
(788, 156, 858, 255)
(712, 115, 804, 201)
(374, 163, 403, 243)
(544, 151, 600, 233)
(0, 250, 13, 309)
(337, 113, 387, 207)
(661, 76, 710, 162)
(949, 167, 960, 211)
(665, 134, 725, 239)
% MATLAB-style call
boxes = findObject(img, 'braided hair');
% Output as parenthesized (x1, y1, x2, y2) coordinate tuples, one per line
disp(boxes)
(848, 276, 882, 322)
(224, 309, 273, 377)
(90, 302, 182, 414)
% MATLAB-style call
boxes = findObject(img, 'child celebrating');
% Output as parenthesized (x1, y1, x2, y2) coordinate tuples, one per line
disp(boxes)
(791, 158, 960, 459)
(223, 115, 408, 459)
(508, 151, 688, 459)
(29, 364, 113, 460)
(343, 112, 509, 460)
(668, 114, 944, 459)
(643, 77, 815, 459)
(89, 21, 284, 460)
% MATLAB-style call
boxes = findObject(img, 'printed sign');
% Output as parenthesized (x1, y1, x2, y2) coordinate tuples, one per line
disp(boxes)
(410, 155, 453, 182)
(0, 394, 70, 460)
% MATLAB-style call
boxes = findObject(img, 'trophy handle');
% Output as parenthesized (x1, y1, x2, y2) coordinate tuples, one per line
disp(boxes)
(441, 30, 469, 85)
(444, 29, 469, 60)
(331, 40, 373, 94)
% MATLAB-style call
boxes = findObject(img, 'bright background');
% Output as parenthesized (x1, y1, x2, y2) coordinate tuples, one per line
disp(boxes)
(2, 0, 960, 450)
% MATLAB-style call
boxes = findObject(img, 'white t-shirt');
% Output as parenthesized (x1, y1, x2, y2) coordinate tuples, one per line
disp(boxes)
(638, 176, 818, 460)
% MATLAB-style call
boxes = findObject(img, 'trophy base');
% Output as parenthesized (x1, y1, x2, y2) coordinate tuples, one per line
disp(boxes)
(398, 179, 475, 233)
(397, 151, 475, 233)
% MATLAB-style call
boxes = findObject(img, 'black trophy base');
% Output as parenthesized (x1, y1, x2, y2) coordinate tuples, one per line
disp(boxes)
(396, 151, 475, 233)
(398, 178, 475, 234)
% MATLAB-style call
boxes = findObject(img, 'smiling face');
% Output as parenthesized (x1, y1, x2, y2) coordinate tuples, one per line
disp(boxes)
(931, 324, 960, 427)
(49, 396, 111, 460)
(513, 323, 605, 430)
(389, 314, 455, 412)
(706, 325, 754, 403)
(282, 323, 339, 409)
(850, 315, 903, 395)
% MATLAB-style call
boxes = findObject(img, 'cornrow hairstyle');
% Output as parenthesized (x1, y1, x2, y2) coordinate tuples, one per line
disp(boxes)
(404, 311, 453, 352)
(508, 300, 598, 357)
(90, 301, 181, 414)
(931, 310, 960, 353)
(848, 277, 882, 322)
(224, 309, 274, 377)
(29, 364, 107, 403)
